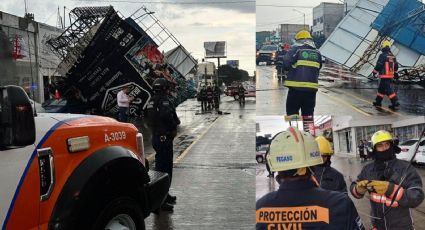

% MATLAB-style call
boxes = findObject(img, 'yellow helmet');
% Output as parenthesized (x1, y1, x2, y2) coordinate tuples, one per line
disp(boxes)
(295, 30, 312, 40)
(371, 130, 393, 147)
(267, 127, 322, 172)
(315, 136, 334, 155)
(381, 40, 391, 49)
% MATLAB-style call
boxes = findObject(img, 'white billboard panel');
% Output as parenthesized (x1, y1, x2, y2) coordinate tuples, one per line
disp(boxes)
(204, 41, 226, 58)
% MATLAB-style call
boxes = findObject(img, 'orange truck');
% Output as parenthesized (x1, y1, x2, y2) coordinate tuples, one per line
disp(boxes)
(0, 85, 169, 230)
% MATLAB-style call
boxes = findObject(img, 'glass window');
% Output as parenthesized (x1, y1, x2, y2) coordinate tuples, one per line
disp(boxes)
(400, 140, 418, 146)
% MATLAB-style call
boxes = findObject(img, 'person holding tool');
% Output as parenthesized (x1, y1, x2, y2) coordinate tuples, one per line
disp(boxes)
(350, 130, 424, 230)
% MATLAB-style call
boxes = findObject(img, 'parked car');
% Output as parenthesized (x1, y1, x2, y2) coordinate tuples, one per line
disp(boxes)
(256, 145, 269, 163)
(397, 138, 425, 164)
(256, 45, 278, 65)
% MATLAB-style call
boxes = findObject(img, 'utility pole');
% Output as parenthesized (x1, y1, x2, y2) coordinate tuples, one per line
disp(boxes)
(216, 57, 220, 85)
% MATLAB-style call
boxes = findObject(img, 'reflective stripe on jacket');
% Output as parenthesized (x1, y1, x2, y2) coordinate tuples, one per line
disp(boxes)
(373, 48, 398, 79)
(283, 44, 322, 91)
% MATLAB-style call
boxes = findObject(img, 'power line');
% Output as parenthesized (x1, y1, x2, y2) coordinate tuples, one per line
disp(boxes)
(256, 13, 313, 27)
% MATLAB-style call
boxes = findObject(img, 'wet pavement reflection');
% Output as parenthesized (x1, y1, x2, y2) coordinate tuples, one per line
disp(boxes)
(256, 64, 425, 117)
(143, 95, 256, 229)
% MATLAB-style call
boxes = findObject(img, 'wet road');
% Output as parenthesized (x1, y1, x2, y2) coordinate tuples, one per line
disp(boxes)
(256, 64, 425, 117)
(142, 94, 256, 229)
(256, 155, 425, 229)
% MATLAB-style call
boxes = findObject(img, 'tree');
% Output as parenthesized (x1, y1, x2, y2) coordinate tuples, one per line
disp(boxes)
(218, 65, 250, 85)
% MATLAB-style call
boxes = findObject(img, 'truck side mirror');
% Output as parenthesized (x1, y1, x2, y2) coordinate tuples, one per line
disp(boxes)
(0, 86, 35, 148)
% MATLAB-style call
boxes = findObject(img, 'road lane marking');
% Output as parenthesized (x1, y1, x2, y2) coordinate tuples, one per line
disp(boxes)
(330, 88, 403, 116)
(146, 125, 197, 162)
(318, 90, 372, 117)
(173, 116, 220, 164)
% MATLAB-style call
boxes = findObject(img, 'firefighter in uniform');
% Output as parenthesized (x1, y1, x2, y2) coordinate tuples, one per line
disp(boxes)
(200, 85, 207, 111)
(256, 127, 365, 230)
(350, 130, 424, 230)
(145, 78, 181, 211)
(276, 43, 290, 81)
(283, 30, 322, 119)
(372, 40, 400, 110)
(206, 84, 214, 110)
(238, 84, 246, 105)
(212, 82, 220, 110)
(313, 136, 347, 193)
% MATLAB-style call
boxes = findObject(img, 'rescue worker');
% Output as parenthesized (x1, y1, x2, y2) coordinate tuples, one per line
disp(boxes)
(313, 136, 347, 193)
(358, 140, 367, 161)
(206, 84, 214, 110)
(275, 43, 289, 81)
(350, 130, 424, 230)
(145, 78, 181, 211)
(283, 30, 322, 118)
(237, 84, 246, 105)
(212, 82, 220, 110)
(256, 127, 365, 230)
(372, 40, 400, 110)
(199, 85, 207, 111)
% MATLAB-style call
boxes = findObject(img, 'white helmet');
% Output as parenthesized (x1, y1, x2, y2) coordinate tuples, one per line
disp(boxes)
(267, 127, 323, 172)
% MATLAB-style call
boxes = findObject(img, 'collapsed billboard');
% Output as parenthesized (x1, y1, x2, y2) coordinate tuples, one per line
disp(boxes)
(48, 6, 196, 116)
(320, 0, 425, 80)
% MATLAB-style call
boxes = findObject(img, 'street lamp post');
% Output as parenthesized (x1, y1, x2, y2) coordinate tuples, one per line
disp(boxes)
(293, 9, 306, 29)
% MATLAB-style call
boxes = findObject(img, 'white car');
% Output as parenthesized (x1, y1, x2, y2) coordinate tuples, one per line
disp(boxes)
(397, 139, 425, 164)
(256, 145, 269, 163)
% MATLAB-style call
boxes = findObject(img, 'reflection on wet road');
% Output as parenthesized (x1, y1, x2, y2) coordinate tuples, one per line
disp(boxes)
(256, 64, 425, 117)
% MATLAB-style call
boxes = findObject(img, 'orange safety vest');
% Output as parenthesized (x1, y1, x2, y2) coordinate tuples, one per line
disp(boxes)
(380, 55, 395, 79)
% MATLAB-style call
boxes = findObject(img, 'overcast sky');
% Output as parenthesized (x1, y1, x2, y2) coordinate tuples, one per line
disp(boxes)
(0, 0, 255, 74)
(256, 0, 345, 31)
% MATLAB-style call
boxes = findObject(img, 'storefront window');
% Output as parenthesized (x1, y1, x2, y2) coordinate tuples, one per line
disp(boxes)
(338, 128, 351, 153)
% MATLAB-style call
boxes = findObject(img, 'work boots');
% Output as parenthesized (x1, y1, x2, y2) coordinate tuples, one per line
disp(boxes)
(373, 96, 383, 107)
(389, 98, 400, 110)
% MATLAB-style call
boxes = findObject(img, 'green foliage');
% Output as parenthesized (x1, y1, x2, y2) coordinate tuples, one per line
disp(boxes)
(218, 65, 250, 85)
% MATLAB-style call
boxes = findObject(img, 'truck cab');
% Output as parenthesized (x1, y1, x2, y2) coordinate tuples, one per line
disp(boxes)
(256, 44, 279, 65)
(0, 85, 169, 230)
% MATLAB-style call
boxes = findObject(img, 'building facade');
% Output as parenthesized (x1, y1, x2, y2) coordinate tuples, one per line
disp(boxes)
(256, 31, 271, 49)
(278, 24, 309, 44)
(0, 11, 62, 102)
(332, 116, 425, 156)
(312, 2, 344, 38)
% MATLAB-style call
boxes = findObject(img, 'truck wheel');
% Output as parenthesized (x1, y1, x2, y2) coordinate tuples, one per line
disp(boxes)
(94, 197, 145, 230)
(256, 156, 264, 163)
